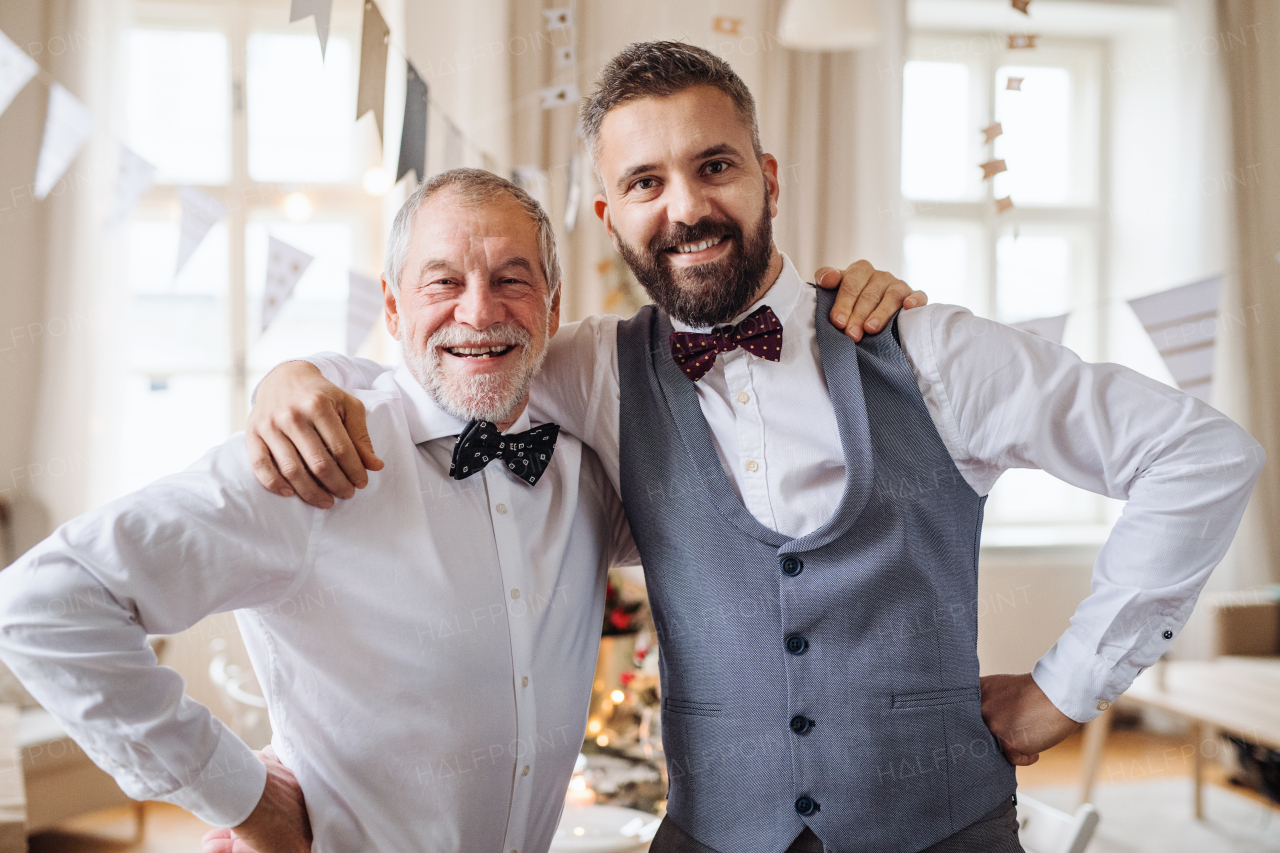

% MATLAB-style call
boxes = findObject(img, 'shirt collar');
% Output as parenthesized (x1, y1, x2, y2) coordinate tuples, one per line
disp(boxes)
(392, 365, 531, 444)
(668, 253, 806, 333)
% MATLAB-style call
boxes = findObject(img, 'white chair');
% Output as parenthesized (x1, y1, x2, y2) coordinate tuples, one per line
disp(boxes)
(1016, 794, 1099, 853)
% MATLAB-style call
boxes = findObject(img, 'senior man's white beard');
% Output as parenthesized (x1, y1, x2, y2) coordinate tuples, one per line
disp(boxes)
(402, 320, 548, 425)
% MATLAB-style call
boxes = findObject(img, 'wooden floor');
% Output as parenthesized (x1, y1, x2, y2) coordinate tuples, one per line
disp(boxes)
(30, 727, 1280, 851)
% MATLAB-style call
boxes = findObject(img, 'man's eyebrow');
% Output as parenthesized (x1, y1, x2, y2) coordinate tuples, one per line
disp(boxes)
(494, 256, 536, 276)
(694, 143, 743, 161)
(616, 162, 659, 193)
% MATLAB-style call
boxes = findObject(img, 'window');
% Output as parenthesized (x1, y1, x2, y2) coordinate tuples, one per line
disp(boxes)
(900, 34, 1118, 545)
(115, 1, 390, 499)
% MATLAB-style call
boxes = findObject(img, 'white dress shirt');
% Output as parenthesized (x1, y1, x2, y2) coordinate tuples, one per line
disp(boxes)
(308, 254, 1264, 724)
(0, 366, 635, 852)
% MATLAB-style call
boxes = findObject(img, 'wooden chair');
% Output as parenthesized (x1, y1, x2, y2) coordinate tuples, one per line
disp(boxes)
(1016, 794, 1100, 853)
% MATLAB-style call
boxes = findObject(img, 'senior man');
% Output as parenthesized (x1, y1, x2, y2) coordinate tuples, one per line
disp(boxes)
(253, 43, 1265, 853)
(0, 170, 640, 852)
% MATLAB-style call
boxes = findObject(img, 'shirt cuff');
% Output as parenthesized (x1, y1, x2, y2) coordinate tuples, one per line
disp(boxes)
(159, 723, 266, 828)
(1031, 621, 1177, 724)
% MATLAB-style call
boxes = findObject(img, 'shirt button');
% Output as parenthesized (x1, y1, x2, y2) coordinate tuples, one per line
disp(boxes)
(789, 715, 815, 735)
(522, 765, 530, 776)
(1097, 700, 1110, 711)
(795, 795, 819, 816)
(522, 676, 529, 687)
(1163, 630, 1173, 640)
(781, 556, 803, 577)
(737, 392, 750, 404)
(785, 634, 808, 655)
(496, 503, 508, 515)
(746, 460, 759, 472)
(511, 589, 521, 600)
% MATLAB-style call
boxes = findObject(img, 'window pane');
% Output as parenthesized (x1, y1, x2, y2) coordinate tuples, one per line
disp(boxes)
(126, 30, 230, 184)
(246, 221, 354, 377)
(993, 66, 1071, 205)
(901, 61, 977, 201)
(996, 235, 1070, 324)
(123, 221, 229, 372)
(903, 233, 969, 309)
(247, 34, 355, 182)
(117, 374, 231, 497)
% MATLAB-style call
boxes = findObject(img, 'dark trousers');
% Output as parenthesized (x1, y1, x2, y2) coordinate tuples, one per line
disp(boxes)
(649, 797, 1025, 853)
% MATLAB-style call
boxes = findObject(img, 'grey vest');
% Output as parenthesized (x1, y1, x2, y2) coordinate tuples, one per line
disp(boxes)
(616, 289, 1016, 853)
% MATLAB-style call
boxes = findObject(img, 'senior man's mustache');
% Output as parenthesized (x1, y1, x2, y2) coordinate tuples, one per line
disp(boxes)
(429, 323, 532, 359)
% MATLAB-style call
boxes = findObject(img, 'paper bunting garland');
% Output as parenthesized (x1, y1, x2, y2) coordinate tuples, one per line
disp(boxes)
(34, 83, 95, 200)
(443, 119, 465, 171)
(543, 8, 574, 29)
(1128, 276, 1220, 402)
(356, 0, 390, 141)
(554, 46, 576, 68)
(1012, 0, 1032, 13)
(564, 152, 582, 233)
(995, 196, 1015, 213)
(346, 272, 383, 355)
(1011, 313, 1068, 345)
(981, 122, 1003, 144)
(540, 83, 580, 109)
(1008, 34, 1038, 50)
(513, 166, 551, 212)
(980, 159, 1008, 180)
(0, 28, 37, 119)
(713, 16, 744, 36)
(1006, 76, 1025, 91)
(290, 0, 333, 59)
(175, 186, 228, 276)
(397, 61, 428, 184)
(107, 143, 156, 230)
(261, 237, 315, 333)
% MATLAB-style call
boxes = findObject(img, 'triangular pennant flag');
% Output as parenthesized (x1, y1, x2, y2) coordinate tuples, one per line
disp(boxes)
(1011, 313, 1068, 345)
(443, 119, 464, 171)
(347, 271, 383, 355)
(0, 28, 38, 119)
(176, 187, 228, 275)
(397, 61, 428, 184)
(554, 45, 576, 68)
(107, 143, 156, 230)
(34, 84, 95, 201)
(539, 83, 580, 109)
(1128, 276, 1220, 402)
(356, 0, 390, 140)
(564, 151, 582, 233)
(513, 166, 550, 212)
(543, 8, 574, 29)
(261, 237, 315, 333)
(290, 0, 333, 59)
(981, 122, 1003, 144)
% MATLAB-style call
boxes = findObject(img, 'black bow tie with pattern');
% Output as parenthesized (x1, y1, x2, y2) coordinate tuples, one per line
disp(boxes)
(668, 304, 784, 381)
(449, 419, 561, 486)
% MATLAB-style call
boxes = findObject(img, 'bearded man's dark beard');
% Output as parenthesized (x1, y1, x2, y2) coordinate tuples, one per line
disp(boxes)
(615, 189, 774, 328)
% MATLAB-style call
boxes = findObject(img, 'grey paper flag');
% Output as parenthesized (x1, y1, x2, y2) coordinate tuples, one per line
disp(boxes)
(356, 0, 390, 140)
(290, 0, 333, 59)
(176, 186, 228, 276)
(347, 271, 383, 355)
(34, 84, 95, 200)
(539, 83, 580, 109)
(1011, 313, 1068, 345)
(107, 143, 156, 230)
(397, 61, 428, 184)
(1128, 276, 1220, 403)
(0, 28, 37, 119)
(262, 237, 315, 333)
(444, 119, 464, 171)
(564, 152, 582, 233)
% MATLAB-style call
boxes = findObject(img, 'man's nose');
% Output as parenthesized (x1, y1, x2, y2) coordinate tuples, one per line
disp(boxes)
(453, 281, 506, 330)
(665, 175, 713, 227)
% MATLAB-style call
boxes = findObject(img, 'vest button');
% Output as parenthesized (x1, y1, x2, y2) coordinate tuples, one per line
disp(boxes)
(789, 715, 814, 735)
(795, 795, 819, 816)
(780, 556, 803, 576)
(785, 635, 808, 655)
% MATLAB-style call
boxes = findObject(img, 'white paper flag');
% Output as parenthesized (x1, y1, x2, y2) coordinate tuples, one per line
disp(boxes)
(1011, 313, 1068, 345)
(34, 83, 95, 201)
(0, 28, 37, 119)
(564, 152, 582, 233)
(262, 237, 315, 333)
(290, 0, 333, 59)
(175, 186, 228, 276)
(107, 143, 156, 230)
(1128, 276, 1220, 402)
(554, 45, 576, 68)
(513, 166, 550, 212)
(543, 8, 574, 29)
(443, 119, 465, 171)
(347, 271, 383, 355)
(539, 83, 580, 109)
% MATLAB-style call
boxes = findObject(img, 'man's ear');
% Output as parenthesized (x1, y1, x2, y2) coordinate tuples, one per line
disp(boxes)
(761, 154, 781, 219)
(594, 193, 621, 252)
(382, 276, 401, 340)
(547, 286, 562, 338)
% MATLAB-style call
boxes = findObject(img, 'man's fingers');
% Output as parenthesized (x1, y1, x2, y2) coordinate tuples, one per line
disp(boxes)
(342, 398, 385, 476)
(847, 271, 895, 337)
(905, 289, 928, 309)
(261, 430, 335, 510)
(860, 276, 913, 336)
(278, 411, 356, 501)
(201, 829, 237, 853)
(311, 409, 368, 497)
(827, 260, 876, 339)
(814, 266, 840, 288)
(246, 432, 294, 498)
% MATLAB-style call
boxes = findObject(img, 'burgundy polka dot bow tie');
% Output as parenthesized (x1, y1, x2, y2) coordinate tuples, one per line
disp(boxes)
(449, 420, 560, 486)
(668, 305, 784, 381)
